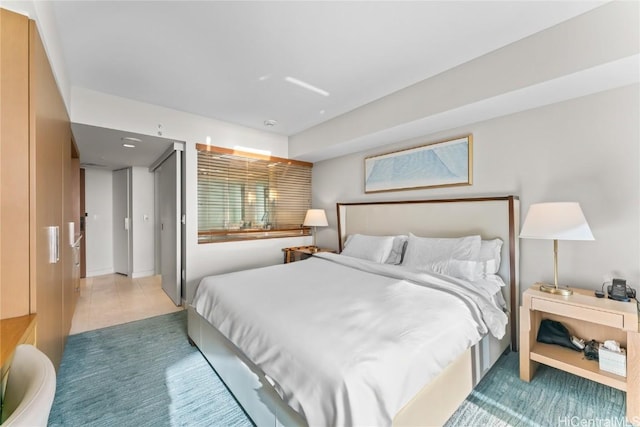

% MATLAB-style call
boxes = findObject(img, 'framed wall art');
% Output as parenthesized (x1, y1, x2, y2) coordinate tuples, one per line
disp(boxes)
(364, 135, 473, 193)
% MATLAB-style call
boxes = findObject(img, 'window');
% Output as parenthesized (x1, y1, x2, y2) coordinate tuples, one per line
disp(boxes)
(197, 144, 312, 243)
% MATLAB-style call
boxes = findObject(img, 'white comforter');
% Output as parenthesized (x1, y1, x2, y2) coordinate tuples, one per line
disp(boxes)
(192, 253, 507, 426)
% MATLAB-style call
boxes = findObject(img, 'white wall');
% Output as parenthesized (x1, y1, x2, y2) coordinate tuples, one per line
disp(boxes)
(312, 85, 640, 292)
(85, 166, 158, 278)
(69, 88, 307, 302)
(85, 168, 114, 276)
(131, 167, 155, 278)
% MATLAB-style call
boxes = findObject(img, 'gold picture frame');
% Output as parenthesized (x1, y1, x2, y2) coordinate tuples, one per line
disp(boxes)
(364, 135, 473, 193)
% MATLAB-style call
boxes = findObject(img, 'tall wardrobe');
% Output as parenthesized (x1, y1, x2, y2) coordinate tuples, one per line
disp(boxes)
(0, 8, 80, 369)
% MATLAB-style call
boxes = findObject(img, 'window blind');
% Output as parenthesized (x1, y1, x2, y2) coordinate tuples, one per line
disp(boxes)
(197, 144, 312, 243)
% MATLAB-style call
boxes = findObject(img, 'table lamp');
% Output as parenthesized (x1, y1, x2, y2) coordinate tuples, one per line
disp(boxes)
(520, 202, 594, 296)
(303, 209, 328, 249)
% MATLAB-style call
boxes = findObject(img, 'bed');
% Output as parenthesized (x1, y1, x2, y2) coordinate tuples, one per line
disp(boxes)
(188, 195, 520, 426)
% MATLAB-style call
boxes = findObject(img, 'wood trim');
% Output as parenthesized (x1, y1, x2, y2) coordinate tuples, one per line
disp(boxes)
(198, 227, 311, 244)
(28, 17, 37, 314)
(195, 143, 313, 168)
(0, 314, 36, 368)
(336, 203, 344, 252)
(337, 195, 518, 208)
(199, 227, 310, 236)
(70, 134, 80, 159)
(628, 331, 640, 424)
(508, 195, 518, 351)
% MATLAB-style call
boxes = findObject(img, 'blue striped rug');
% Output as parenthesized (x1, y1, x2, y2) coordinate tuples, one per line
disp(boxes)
(49, 311, 630, 426)
(48, 311, 252, 427)
(445, 349, 630, 427)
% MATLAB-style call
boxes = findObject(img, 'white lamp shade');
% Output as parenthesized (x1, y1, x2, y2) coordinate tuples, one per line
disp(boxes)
(303, 209, 328, 227)
(520, 202, 594, 240)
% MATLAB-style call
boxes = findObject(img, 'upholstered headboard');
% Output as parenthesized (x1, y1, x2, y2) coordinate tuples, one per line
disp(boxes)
(336, 195, 520, 351)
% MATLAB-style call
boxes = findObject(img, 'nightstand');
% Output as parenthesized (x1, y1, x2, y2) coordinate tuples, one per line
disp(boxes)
(282, 245, 335, 264)
(520, 284, 640, 424)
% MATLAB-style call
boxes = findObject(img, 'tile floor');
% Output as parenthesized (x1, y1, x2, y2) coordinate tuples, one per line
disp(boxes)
(69, 274, 183, 335)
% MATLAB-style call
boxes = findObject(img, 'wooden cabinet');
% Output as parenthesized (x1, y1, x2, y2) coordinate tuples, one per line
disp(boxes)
(29, 21, 78, 368)
(0, 8, 80, 369)
(0, 8, 31, 319)
(520, 285, 640, 424)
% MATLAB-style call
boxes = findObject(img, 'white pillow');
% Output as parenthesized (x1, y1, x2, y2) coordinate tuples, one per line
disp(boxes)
(479, 239, 503, 275)
(402, 233, 482, 280)
(385, 235, 408, 265)
(341, 234, 395, 263)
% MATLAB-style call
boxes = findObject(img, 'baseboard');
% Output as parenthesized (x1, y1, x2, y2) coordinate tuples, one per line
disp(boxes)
(86, 268, 115, 277)
(131, 270, 156, 279)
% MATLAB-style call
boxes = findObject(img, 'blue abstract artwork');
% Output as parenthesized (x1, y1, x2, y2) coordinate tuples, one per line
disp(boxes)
(365, 136, 472, 192)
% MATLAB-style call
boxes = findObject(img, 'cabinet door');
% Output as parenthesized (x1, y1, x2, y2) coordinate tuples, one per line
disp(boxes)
(62, 145, 81, 336)
(30, 21, 70, 370)
(0, 9, 30, 319)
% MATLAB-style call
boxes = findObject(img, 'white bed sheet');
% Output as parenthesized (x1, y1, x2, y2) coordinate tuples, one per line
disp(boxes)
(192, 253, 507, 426)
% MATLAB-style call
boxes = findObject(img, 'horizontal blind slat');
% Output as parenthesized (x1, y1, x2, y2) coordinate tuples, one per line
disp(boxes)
(197, 147, 312, 241)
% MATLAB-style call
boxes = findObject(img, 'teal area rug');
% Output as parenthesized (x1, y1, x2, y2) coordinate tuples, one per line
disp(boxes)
(49, 311, 629, 427)
(48, 311, 252, 427)
(445, 351, 630, 427)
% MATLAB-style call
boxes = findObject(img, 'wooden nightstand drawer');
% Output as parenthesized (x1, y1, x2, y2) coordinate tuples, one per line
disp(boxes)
(531, 297, 624, 329)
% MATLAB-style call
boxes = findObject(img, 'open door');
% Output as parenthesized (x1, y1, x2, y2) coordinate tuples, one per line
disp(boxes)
(155, 151, 181, 305)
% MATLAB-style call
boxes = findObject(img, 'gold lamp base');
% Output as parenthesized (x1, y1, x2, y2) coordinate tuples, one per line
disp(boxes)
(538, 282, 573, 296)
(536, 240, 573, 296)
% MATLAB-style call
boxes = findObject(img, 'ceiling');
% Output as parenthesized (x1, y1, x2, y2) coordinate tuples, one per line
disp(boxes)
(50, 0, 605, 142)
(72, 124, 177, 170)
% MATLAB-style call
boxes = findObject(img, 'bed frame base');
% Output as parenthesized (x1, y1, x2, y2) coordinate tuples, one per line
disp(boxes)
(393, 347, 473, 426)
(189, 306, 501, 427)
(189, 307, 305, 427)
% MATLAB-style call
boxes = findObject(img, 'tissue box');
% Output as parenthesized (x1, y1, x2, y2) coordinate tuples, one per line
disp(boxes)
(599, 344, 626, 377)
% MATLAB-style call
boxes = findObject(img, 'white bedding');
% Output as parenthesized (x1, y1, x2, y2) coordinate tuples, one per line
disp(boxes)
(192, 253, 507, 426)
